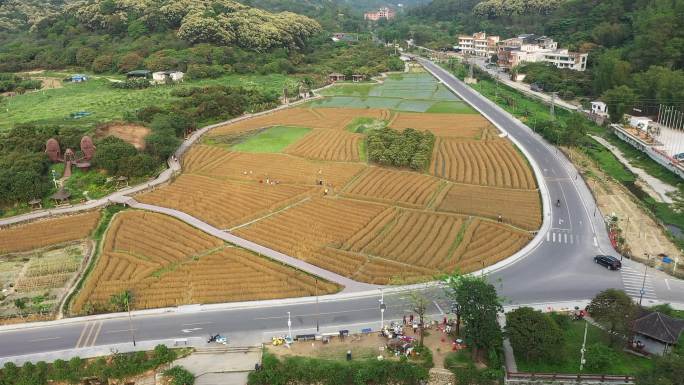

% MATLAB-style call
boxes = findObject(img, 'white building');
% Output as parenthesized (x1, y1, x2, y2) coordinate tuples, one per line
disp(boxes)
(497, 34, 588, 71)
(152, 71, 184, 84)
(457, 32, 500, 57)
(591, 101, 608, 116)
(629, 116, 653, 132)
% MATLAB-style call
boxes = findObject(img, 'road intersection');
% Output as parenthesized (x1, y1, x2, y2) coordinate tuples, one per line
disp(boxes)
(0, 58, 682, 362)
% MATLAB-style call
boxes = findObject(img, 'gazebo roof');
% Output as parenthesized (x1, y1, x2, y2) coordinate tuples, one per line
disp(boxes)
(51, 188, 71, 201)
(328, 72, 344, 77)
(633, 311, 684, 344)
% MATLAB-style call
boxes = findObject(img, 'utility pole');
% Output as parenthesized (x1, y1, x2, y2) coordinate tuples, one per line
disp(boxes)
(315, 278, 320, 333)
(550, 92, 556, 121)
(639, 253, 649, 306)
(126, 293, 136, 347)
(579, 320, 588, 371)
(287, 311, 292, 341)
(379, 288, 386, 330)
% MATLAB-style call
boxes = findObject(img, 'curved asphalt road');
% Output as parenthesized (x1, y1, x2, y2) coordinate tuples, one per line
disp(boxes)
(1, 59, 682, 361)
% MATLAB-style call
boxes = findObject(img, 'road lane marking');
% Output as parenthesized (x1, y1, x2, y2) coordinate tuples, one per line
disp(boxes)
(105, 328, 139, 334)
(75, 322, 92, 348)
(86, 321, 103, 347)
(546, 232, 550, 241)
(666, 279, 671, 290)
(552, 233, 556, 242)
(564, 233, 567, 243)
(30, 337, 62, 342)
(182, 322, 213, 326)
(433, 301, 444, 315)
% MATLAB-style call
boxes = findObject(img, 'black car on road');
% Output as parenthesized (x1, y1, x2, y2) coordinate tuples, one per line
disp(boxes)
(594, 255, 621, 270)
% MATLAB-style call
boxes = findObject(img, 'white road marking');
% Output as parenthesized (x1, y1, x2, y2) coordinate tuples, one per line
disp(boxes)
(433, 301, 444, 315)
(182, 322, 213, 326)
(546, 232, 550, 242)
(552, 233, 556, 242)
(593, 237, 598, 247)
(665, 279, 671, 290)
(564, 233, 567, 243)
(105, 328, 138, 334)
(181, 328, 203, 333)
(30, 337, 61, 342)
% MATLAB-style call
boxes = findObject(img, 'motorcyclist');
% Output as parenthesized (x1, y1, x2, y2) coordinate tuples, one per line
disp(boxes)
(556, 199, 561, 207)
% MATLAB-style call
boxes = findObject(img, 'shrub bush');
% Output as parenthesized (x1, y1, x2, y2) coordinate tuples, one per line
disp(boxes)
(367, 127, 435, 171)
(164, 366, 195, 385)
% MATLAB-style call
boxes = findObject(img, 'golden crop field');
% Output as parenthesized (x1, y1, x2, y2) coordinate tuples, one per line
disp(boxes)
(389, 112, 491, 138)
(186, 149, 365, 188)
(0, 212, 100, 254)
(209, 107, 389, 137)
(436, 183, 541, 230)
(348, 210, 466, 269)
(234, 197, 386, 257)
(138, 174, 312, 229)
(342, 167, 443, 208)
(285, 129, 363, 162)
(451, 219, 532, 273)
(430, 137, 537, 189)
(72, 211, 339, 312)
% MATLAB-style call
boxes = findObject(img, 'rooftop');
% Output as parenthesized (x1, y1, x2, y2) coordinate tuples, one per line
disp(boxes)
(633, 310, 684, 344)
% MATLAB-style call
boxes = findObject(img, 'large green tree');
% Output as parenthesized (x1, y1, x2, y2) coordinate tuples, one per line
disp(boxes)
(506, 307, 564, 363)
(602, 85, 636, 123)
(586, 289, 637, 346)
(443, 274, 503, 361)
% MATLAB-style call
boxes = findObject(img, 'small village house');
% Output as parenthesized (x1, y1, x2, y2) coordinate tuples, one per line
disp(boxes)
(631, 310, 684, 355)
(152, 71, 185, 84)
(328, 73, 345, 83)
(126, 70, 151, 79)
(591, 101, 608, 117)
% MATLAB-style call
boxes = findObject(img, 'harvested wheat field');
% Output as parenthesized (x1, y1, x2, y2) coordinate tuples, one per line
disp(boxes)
(430, 138, 537, 189)
(0, 211, 100, 254)
(342, 167, 444, 208)
(452, 219, 532, 273)
(349, 209, 466, 269)
(285, 129, 363, 161)
(436, 184, 541, 230)
(95, 123, 151, 150)
(72, 210, 339, 313)
(209, 107, 389, 137)
(138, 174, 312, 229)
(185, 149, 365, 188)
(234, 197, 386, 258)
(389, 112, 491, 138)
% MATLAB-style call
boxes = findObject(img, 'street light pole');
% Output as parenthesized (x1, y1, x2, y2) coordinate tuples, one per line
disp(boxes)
(379, 288, 385, 330)
(639, 253, 649, 306)
(287, 311, 292, 341)
(579, 320, 588, 371)
(315, 278, 320, 333)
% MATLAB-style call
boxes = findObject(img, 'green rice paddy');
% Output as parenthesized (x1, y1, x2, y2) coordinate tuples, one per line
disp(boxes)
(231, 125, 311, 153)
(314, 73, 477, 113)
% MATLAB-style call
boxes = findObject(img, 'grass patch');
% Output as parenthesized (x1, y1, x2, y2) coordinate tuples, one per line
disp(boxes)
(359, 140, 367, 162)
(230, 125, 311, 153)
(0, 74, 295, 132)
(346, 117, 386, 133)
(516, 322, 652, 375)
(426, 101, 477, 114)
(604, 133, 683, 187)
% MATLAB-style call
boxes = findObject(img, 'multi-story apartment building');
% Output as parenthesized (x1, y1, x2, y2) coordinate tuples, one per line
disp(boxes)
(364, 7, 395, 21)
(456, 32, 500, 57)
(497, 34, 588, 71)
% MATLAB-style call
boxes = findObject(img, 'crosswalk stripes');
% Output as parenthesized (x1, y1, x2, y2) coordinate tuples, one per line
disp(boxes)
(544, 230, 579, 244)
(621, 266, 657, 300)
(75, 321, 103, 348)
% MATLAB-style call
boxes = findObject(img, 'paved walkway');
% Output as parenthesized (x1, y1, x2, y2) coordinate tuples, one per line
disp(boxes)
(121, 199, 378, 292)
(591, 135, 677, 203)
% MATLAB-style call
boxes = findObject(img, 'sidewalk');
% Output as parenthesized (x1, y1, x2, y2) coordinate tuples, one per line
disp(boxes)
(590, 135, 678, 203)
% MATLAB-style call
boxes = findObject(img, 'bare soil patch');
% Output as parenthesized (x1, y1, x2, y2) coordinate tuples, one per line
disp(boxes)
(95, 122, 151, 150)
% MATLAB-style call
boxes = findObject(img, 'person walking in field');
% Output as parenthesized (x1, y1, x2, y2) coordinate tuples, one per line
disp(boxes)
(403, 315, 407, 325)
